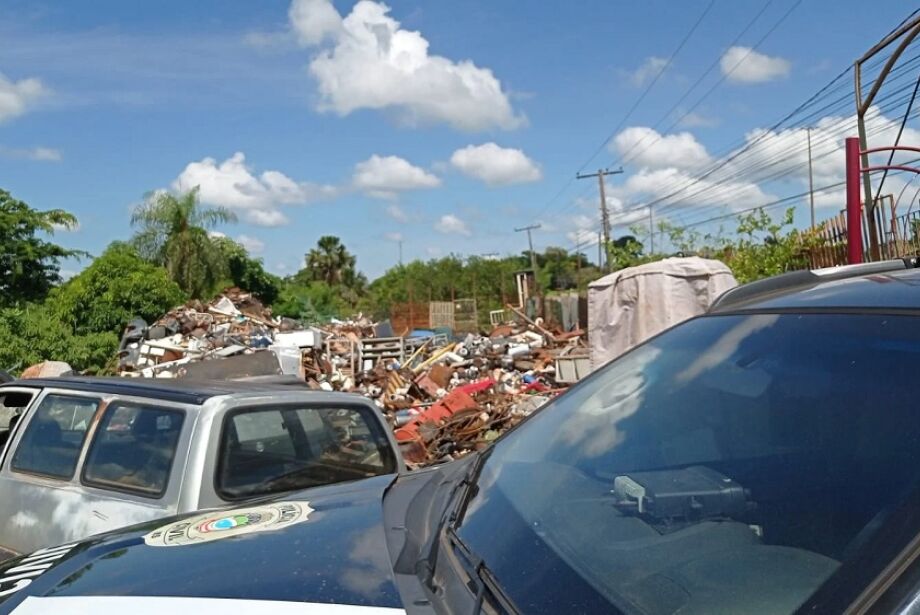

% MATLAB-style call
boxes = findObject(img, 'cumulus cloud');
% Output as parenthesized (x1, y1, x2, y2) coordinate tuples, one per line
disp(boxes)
(385, 231, 403, 242)
(598, 107, 920, 228)
(352, 154, 440, 199)
(721, 46, 790, 84)
(622, 166, 774, 210)
(717, 105, 920, 193)
(0, 145, 61, 161)
(237, 234, 265, 253)
(613, 126, 712, 171)
(289, 0, 343, 45)
(173, 152, 336, 226)
(627, 56, 668, 87)
(0, 73, 48, 123)
(295, 0, 524, 131)
(449, 143, 542, 186)
(435, 213, 471, 236)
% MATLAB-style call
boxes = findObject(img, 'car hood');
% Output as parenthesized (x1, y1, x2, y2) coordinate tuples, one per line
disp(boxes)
(0, 475, 407, 614)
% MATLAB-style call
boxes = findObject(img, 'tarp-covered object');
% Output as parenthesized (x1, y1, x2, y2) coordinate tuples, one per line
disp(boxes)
(588, 257, 737, 368)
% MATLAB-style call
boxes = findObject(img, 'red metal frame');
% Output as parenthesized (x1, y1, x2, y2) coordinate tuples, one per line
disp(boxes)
(844, 139, 920, 264)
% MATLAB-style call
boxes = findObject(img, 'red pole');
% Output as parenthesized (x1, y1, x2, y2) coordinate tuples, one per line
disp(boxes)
(845, 137, 864, 264)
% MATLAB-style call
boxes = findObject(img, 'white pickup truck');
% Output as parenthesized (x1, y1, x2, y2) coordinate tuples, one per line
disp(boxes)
(0, 376, 401, 561)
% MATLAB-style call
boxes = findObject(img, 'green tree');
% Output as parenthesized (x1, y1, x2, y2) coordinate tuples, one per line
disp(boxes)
(273, 281, 349, 323)
(0, 304, 118, 374)
(0, 189, 85, 307)
(130, 188, 236, 298)
(212, 237, 281, 304)
(717, 208, 815, 283)
(304, 236, 357, 286)
(49, 242, 185, 335)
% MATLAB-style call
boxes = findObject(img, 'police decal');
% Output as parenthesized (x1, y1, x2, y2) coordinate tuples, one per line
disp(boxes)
(143, 501, 313, 547)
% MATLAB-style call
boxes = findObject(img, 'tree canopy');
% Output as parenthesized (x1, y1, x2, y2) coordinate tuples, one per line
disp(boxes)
(131, 188, 236, 298)
(49, 242, 186, 335)
(0, 189, 85, 307)
(212, 237, 281, 305)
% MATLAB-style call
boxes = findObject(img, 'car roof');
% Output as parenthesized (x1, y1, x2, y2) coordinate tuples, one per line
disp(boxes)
(710, 261, 920, 313)
(0, 376, 359, 406)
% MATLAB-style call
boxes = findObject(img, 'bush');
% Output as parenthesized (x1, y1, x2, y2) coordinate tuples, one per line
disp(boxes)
(49, 242, 186, 335)
(0, 304, 118, 374)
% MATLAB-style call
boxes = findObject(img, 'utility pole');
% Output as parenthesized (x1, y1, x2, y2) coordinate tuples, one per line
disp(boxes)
(806, 127, 816, 228)
(514, 224, 541, 273)
(574, 237, 582, 279)
(398, 239, 403, 265)
(577, 167, 623, 272)
(597, 232, 603, 269)
(648, 207, 655, 254)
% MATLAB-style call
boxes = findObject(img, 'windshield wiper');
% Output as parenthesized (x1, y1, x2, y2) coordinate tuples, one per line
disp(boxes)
(416, 452, 489, 590)
(446, 526, 520, 615)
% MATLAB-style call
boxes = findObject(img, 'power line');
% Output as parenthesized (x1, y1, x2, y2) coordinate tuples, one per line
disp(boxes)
(528, 0, 718, 223)
(617, 0, 805, 169)
(574, 0, 717, 175)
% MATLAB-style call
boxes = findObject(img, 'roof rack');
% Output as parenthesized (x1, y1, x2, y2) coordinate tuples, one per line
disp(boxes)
(709, 257, 920, 312)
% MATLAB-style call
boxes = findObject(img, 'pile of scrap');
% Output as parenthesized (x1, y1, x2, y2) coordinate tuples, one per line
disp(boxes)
(116, 288, 320, 379)
(117, 289, 588, 467)
(343, 313, 587, 467)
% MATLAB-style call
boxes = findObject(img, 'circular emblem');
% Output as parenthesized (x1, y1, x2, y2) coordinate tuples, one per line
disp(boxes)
(143, 501, 314, 547)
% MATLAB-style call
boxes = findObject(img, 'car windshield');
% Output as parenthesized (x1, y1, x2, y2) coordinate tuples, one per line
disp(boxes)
(456, 313, 920, 614)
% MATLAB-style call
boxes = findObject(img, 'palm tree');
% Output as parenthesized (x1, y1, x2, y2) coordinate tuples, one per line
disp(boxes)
(130, 188, 236, 298)
(305, 236, 356, 285)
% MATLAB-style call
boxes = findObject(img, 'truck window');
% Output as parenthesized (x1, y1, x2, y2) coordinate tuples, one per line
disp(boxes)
(0, 391, 35, 450)
(82, 403, 185, 498)
(11, 394, 100, 479)
(217, 405, 396, 500)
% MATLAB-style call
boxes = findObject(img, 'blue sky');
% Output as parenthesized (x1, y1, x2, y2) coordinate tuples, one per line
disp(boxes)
(1, 0, 916, 278)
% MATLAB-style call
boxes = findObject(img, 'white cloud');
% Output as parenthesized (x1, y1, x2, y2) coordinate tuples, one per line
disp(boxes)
(721, 46, 791, 84)
(289, 0, 343, 45)
(613, 126, 712, 171)
(622, 166, 773, 210)
(716, 105, 920, 191)
(0, 145, 61, 161)
(426, 246, 443, 256)
(208, 231, 227, 239)
(627, 56, 667, 87)
(297, 0, 524, 131)
(173, 152, 336, 226)
(386, 203, 409, 223)
(449, 142, 542, 186)
(435, 213, 471, 236)
(352, 154, 440, 199)
(385, 231, 403, 242)
(0, 73, 47, 123)
(237, 234, 265, 253)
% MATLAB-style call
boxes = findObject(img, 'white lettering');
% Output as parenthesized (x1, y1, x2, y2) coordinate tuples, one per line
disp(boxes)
(0, 543, 77, 598)
(0, 579, 30, 597)
(21, 544, 76, 562)
(4, 561, 55, 576)
(0, 569, 45, 585)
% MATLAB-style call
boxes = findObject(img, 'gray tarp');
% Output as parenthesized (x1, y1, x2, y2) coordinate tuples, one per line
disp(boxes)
(588, 257, 737, 369)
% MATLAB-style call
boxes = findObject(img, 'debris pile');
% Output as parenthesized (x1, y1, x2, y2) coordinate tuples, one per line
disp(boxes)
(117, 291, 589, 466)
(117, 288, 311, 379)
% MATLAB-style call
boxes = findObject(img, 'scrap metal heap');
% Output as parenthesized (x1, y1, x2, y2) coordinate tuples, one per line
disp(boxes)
(116, 290, 588, 467)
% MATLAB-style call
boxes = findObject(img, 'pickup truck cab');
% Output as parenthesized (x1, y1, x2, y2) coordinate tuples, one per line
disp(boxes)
(0, 377, 401, 560)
